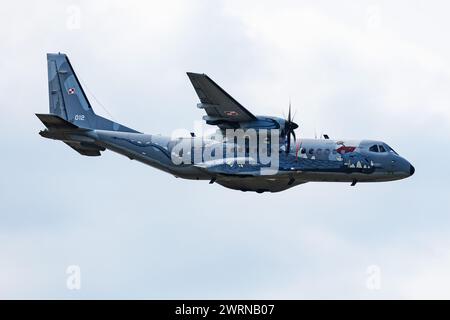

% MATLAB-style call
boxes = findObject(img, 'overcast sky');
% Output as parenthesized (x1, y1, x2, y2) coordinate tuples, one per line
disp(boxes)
(1, 0, 449, 299)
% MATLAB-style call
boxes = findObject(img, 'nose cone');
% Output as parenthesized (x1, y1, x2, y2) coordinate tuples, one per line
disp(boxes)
(409, 164, 415, 176)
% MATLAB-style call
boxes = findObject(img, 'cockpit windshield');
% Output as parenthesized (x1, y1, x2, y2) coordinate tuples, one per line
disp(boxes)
(368, 143, 398, 155)
(384, 144, 398, 155)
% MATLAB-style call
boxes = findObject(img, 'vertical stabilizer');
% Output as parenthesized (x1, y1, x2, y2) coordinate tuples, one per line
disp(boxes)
(46, 53, 139, 133)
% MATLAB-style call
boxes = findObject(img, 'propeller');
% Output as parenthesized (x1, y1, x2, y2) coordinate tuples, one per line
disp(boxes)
(284, 101, 299, 153)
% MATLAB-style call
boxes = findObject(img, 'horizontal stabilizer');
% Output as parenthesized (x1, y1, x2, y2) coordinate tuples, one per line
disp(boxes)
(36, 113, 82, 130)
(36, 113, 103, 156)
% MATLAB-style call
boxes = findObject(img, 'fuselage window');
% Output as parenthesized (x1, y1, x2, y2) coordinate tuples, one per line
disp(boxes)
(309, 148, 314, 155)
(378, 145, 386, 152)
(316, 148, 322, 155)
(300, 148, 306, 154)
(369, 145, 379, 152)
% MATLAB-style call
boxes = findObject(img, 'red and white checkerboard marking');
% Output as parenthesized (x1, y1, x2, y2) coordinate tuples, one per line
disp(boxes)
(67, 88, 75, 95)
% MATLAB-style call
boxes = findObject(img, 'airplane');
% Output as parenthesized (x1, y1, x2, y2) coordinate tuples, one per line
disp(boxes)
(37, 53, 415, 193)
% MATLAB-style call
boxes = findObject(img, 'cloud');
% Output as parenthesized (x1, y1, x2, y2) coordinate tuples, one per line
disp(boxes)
(222, 0, 450, 134)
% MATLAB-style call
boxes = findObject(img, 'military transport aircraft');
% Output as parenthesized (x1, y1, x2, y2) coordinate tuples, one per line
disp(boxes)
(37, 53, 414, 193)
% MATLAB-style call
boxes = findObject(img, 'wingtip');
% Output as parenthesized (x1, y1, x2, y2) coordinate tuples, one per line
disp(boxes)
(186, 72, 207, 77)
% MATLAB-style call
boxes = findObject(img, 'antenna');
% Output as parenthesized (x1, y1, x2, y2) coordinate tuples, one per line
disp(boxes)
(78, 76, 118, 122)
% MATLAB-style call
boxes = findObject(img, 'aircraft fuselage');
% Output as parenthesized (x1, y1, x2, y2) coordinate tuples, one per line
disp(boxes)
(75, 129, 414, 192)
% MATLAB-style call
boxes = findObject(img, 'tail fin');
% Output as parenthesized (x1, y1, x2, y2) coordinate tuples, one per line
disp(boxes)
(46, 53, 139, 133)
(47, 53, 96, 127)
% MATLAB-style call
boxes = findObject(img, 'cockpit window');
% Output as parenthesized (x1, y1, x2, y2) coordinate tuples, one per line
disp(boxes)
(385, 144, 398, 155)
(369, 145, 379, 152)
(378, 145, 386, 152)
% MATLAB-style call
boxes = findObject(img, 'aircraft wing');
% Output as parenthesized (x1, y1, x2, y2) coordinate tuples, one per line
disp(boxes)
(187, 73, 257, 126)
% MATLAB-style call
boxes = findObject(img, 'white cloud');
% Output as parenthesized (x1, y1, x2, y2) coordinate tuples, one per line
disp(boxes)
(222, 0, 450, 134)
